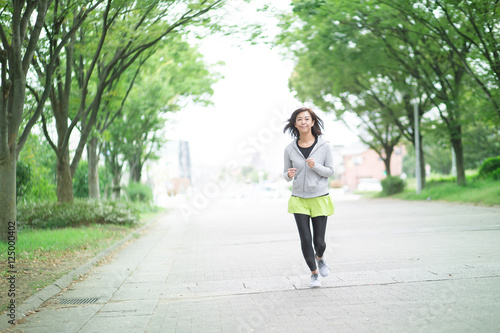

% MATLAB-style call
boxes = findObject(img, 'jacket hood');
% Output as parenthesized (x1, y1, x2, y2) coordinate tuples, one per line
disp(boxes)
(291, 136, 329, 152)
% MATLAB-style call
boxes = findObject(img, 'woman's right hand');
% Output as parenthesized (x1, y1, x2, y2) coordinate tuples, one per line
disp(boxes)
(287, 168, 297, 179)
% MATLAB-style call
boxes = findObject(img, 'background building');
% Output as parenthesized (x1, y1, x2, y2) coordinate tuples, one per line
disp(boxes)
(333, 143, 405, 191)
(145, 140, 192, 204)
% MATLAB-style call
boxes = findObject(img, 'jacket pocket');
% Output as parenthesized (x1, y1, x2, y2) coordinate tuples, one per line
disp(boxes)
(304, 171, 323, 193)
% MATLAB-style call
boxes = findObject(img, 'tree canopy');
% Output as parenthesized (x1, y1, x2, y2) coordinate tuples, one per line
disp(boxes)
(274, 0, 500, 186)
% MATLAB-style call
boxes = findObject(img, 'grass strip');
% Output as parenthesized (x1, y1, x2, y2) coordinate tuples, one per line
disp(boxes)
(0, 224, 138, 314)
(394, 180, 500, 206)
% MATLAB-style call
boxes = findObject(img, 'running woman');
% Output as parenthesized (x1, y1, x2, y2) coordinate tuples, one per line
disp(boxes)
(283, 107, 335, 288)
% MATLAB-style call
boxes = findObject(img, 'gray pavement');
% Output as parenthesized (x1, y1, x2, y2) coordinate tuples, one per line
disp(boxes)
(3, 192, 500, 332)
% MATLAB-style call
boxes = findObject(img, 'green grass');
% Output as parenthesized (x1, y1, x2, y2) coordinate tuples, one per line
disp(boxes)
(393, 179, 500, 206)
(0, 224, 134, 261)
(135, 204, 167, 222)
(3, 201, 166, 260)
(0, 224, 138, 313)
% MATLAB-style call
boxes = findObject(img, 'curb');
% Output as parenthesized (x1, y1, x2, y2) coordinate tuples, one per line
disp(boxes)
(1, 214, 161, 330)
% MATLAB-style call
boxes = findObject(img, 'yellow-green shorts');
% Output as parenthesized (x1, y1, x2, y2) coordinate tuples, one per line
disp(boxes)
(288, 195, 335, 217)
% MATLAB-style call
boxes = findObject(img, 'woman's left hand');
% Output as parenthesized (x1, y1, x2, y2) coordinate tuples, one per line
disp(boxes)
(306, 158, 315, 168)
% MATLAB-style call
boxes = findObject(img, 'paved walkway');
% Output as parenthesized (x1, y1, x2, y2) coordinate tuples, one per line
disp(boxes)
(4, 192, 500, 332)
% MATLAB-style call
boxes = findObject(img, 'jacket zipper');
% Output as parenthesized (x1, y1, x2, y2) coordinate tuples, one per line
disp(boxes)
(293, 139, 326, 196)
(303, 159, 307, 194)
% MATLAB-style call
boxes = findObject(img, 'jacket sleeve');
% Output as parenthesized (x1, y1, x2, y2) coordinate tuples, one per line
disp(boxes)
(311, 144, 334, 178)
(283, 148, 293, 182)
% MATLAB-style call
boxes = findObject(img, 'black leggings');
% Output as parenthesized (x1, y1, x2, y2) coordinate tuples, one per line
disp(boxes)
(294, 214, 328, 272)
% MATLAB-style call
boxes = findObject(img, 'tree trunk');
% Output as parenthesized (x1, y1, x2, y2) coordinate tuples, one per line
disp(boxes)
(451, 133, 466, 186)
(52, 140, 76, 203)
(107, 150, 123, 200)
(112, 167, 122, 200)
(383, 158, 392, 176)
(0, 155, 17, 241)
(56, 146, 74, 202)
(0, 84, 19, 241)
(128, 157, 142, 183)
(54, 134, 75, 202)
(418, 141, 426, 190)
(112, 176, 121, 200)
(383, 146, 393, 176)
(133, 163, 142, 183)
(87, 137, 100, 199)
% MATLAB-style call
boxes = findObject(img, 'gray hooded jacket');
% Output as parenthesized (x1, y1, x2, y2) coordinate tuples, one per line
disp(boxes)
(283, 136, 334, 198)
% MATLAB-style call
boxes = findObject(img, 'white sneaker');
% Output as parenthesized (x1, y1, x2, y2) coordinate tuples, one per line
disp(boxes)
(309, 273, 321, 288)
(317, 258, 331, 277)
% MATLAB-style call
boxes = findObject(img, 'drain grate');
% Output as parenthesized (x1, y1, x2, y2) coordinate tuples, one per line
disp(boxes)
(57, 298, 99, 305)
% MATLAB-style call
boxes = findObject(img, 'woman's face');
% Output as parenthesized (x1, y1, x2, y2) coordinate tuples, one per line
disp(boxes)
(294, 111, 315, 135)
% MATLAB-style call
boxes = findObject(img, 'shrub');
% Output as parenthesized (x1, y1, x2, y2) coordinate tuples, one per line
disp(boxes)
(73, 162, 114, 199)
(478, 156, 500, 180)
(126, 182, 153, 203)
(73, 161, 89, 198)
(17, 132, 58, 202)
(16, 160, 32, 199)
(26, 165, 57, 202)
(491, 169, 500, 181)
(427, 174, 456, 184)
(381, 176, 405, 196)
(17, 199, 139, 229)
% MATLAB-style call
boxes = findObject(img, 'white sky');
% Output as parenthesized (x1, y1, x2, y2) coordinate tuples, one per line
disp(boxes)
(161, 0, 360, 178)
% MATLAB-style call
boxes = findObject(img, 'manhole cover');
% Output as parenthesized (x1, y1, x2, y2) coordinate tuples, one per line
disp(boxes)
(57, 298, 99, 305)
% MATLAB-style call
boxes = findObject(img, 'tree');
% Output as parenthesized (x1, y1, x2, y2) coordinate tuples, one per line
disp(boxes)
(124, 109, 165, 185)
(0, 0, 108, 240)
(358, 1, 472, 185)
(276, 0, 479, 185)
(337, 91, 403, 177)
(381, 0, 500, 122)
(276, 1, 414, 178)
(87, 52, 149, 199)
(103, 37, 216, 195)
(0, 1, 52, 240)
(36, 0, 225, 203)
(102, 122, 123, 200)
(32, 0, 108, 203)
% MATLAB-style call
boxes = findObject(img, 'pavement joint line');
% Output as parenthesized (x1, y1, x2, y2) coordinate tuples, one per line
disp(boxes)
(159, 274, 500, 303)
(5, 213, 163, 327)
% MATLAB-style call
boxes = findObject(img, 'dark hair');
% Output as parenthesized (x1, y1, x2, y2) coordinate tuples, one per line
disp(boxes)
(283, 107, 324, 138)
